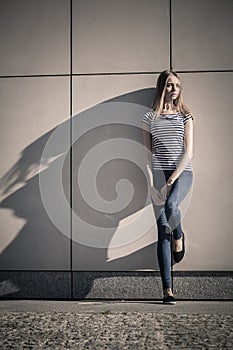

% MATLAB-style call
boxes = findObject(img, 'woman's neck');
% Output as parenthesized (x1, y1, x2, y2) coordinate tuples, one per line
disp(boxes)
(161, 102, 177, 114)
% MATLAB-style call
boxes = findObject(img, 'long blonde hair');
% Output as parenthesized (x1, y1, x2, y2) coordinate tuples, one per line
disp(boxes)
(151, 70, 193, 120)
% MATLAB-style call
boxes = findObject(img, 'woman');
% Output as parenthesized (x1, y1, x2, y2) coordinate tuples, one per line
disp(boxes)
(142, 70, 194, 304)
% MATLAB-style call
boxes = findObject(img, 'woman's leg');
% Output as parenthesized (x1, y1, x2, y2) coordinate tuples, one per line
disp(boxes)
(156, 224, 172, 290)
(165, 171, 193, 240)
(152, 170, 173, 291)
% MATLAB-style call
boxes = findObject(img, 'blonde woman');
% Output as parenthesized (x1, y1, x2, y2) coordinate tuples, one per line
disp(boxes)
(142, 70, 194, 304)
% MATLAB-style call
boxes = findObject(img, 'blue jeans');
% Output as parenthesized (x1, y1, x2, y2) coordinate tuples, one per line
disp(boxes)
(152, 170, 193, 289)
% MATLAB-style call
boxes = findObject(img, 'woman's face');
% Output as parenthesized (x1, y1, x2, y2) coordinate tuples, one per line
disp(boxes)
(164, 75, 181, 101)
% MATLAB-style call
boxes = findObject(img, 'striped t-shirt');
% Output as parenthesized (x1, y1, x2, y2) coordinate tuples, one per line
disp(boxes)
(142, 110, 193, 171)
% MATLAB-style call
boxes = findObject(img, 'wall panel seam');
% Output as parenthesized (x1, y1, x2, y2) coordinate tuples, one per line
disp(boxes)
(169, 0, 172, 70)
(0, 70, 233, 80)
(70, 0, 73, 298)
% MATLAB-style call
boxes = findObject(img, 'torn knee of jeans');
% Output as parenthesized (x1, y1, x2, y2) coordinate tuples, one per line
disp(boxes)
(165, 201, 178, 213)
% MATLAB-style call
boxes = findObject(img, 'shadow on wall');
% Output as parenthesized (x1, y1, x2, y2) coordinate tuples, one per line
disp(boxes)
(0, 87, 160, 298)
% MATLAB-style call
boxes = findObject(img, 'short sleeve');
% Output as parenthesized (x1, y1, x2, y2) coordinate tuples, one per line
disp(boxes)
(141, 111, 153, 129)
(183, 110, 194, 125)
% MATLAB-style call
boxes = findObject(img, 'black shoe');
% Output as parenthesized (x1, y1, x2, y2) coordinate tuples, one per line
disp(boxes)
(173, 232, 185, 263)
(163, 295, 176, 305)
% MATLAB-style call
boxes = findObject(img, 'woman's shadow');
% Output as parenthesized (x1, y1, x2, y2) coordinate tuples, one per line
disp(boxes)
(0, 87, 160, 298)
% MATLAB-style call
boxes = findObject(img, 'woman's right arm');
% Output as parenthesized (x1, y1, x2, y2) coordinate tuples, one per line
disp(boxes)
(142, 126, 153, 187)
(142, 124, 166, 205)
(143, 123, 167, 206)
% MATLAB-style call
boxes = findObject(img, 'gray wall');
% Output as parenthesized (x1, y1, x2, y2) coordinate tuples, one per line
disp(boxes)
(0, 0, 233, 292)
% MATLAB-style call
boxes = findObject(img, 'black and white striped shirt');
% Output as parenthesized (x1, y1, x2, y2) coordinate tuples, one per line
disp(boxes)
(142, 111, 193, 171)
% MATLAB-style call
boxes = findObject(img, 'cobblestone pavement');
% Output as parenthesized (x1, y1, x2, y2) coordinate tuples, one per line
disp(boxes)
(1, 311, 232, 349)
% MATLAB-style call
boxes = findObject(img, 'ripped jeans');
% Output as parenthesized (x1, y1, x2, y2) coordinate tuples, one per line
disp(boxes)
(152, 170, 193, 290)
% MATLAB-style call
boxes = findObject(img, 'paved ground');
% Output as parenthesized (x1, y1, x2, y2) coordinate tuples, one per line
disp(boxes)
(0, 300, 233, 349)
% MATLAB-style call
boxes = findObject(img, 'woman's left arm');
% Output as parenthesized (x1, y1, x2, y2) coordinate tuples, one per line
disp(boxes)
(167, 118, 194, 186)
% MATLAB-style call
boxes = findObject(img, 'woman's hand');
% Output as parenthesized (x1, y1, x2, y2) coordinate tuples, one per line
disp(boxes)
(167, 176, 175, 188)
(146, 164, 153, 188)
(160, 183, 169, 200)
(150, 186, 167, 206)
(167, 173, 177, 192)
